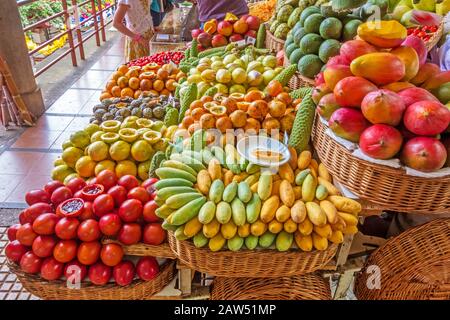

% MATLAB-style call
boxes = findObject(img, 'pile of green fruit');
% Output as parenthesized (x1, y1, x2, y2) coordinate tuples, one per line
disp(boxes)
(284, 4, 367, 79)
(91, 94, 180, 125)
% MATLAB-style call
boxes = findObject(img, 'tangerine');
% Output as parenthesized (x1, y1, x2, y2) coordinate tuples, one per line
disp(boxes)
(165, 79, 176, 91)
(128, 77, 140, 90)
(117, 65, 129, 75)
(221, 97, 237, 114)
(153, 79, 164, 91)
(111, 86, 121, 97)
(75, 156, 96, 178)
(117, 76, 129, 88)
(111, 71, 123, 82)
(121, 88, 134, 98)
(106, 80, 116, 92)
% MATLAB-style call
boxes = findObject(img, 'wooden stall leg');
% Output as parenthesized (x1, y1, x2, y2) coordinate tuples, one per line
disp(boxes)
(333, 270, 355, 300)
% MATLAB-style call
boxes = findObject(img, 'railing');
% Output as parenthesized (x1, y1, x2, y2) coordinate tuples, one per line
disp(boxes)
(18, 0, 117, 77)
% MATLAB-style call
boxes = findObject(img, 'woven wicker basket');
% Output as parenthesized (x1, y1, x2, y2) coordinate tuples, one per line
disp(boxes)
(265, 27, 285, 53)
(312, 114, 450, 214)
(425, 23, 444, 52)
(355, 219, 450, 300)
(211, 273, 331, 300)
(168, 232, 337, 278)
(283, 54, 315, 90)
(102, 239, 176, 259)
(8, 260, 176, 300)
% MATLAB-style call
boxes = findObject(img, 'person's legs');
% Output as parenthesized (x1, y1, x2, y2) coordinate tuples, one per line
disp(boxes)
(151, 10, 164, 26)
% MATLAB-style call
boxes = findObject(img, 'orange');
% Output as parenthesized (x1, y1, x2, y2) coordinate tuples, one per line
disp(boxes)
(111, 71, 123, 82)
(111, 86, 121, 97)
(244, 90, 265, 102)
(121, 88, 134, 98)
(100, 92, 112, 101)
(115, 160, 137, 178)
(140, 79, 152, 91)
(128, 77, 140, 90)
(126, 69, 139, 79)
(153, 79, 164, 91)
(157, 69, 169, 80)
(165, 79, 176, 91)
(117, 76, 129, 88)
(117, 65, 129, 75)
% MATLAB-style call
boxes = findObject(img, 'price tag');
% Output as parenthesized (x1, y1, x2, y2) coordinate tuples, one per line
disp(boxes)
(156, 34, 170, 41)
(245, 36, 256, 45)
(235, 39, 247, 48)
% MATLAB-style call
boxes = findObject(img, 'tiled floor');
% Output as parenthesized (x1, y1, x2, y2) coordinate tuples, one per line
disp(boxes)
(0, 37, 125, 207)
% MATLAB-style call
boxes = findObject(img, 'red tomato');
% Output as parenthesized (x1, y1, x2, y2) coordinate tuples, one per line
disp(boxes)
(55, 217, 79, 240)
(136, 257, 159, 281)
(141, 178, 158, 195)
(127, 187, 150, 203)
(16, 223, 38, 246)
(113, 260, 135, 286)
(77, 219, 101, 242)
(64, 259, 87, 281)
(7, 224, 21, 241)
(51, 187, 73, 206)
(25, 189, 50, 205)
(79, 201, 95, 221)
(142, 223, 166, 245)
(107, 185, 128, 207)
(40, 257, 64, 280)
(93, 194, 115, 217)
(32, 235, 57, 258)
(118, 223, 142, 245)
(66, 178, 86, 194)
(44, 181, 64, 195)
(19, 211, 28, 224)
(77, 241, 101, 265)
(5, 240, 28, 263)
(24, 203, 54, 223)
(118, 175, 139, 191)
(88, 262, 112, 285)
(100, 243, 124, 267)
(142, 200, 160, 223)
(118, 199, 143, 222)
(96, 170, 117, 190)
(20, 251, 42, 274)
(32, 213, 59, 235)
(99, 213, 122, 236)
(53, 240, 77, 263)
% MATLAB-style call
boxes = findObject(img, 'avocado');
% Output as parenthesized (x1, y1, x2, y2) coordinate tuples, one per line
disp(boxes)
(319, 17, 343, 40)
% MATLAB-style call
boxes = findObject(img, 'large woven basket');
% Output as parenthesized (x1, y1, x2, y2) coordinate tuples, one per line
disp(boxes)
(354, 219, 450, 300)
(102, 239, 176, 259)
(8, 260, 176, 300)
(312, 114, 450, 214)
(265, 27, 285, 53)
(168, 232, 337, 278)
(211, 273, 331, 300)
(425, 23, 444, 52)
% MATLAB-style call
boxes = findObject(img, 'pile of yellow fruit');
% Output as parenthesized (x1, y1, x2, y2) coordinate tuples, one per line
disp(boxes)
(100, 63, 186, 101)
(249, 0, 276, 22)
(52, 117, 178, 183)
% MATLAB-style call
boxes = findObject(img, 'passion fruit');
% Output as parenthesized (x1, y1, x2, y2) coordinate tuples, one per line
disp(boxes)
(136, 118, 153, 128)
(131, 140, 153, 162)
(143, 130, 162, 144)
(56, 198, 85, 218)
(101, 132, 120, 144)
(229, 93, 245, 102)
(209, 105, 227, 117)
(101, 120, 121, 133)
(203, 102, 219, 111)
(151, 121, 165, 132)
(90, 131, 105, 143)
(118, 128, 139, 143)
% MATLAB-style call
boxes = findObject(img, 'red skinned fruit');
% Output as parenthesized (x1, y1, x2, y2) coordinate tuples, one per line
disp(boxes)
(55, 217, 79, 240)
(77, 219, 101, 242)
(329, 108, 370, 142)
(127, 187, 150, 203)
(107, 185, 128, 207)
(136, 257, 159, 281)
(40, 257, 64, 281)
(359, 124, 403, 160)
(24, 203, 54, 223)
(7, 224, 20, 241)
(118, 199, 143, 222)
(44, 181, 64, 195)
(65, 178, 86, 194)
(79, 201, 95, 221)
(311, 83, 331, 105)
(100, 243, 124, 267)
(402, 35, 427, 67)
(80, 184, 104, 202)
(403, 101, 450, 136)
(99, 213, 122, 236)
(25, 189, 50, 205)
(398, 87, 440, 106)
(113, 261, 135, 286)
(334, 77, 378, 108)
(324, 65, 353, 91)
(361, 89, 406, 126)
(317, 93, 341, 121)
(32, 213, 59, 235)
(142, 223, 166, 245)
(56, 198, 85, 218)
(5, 240, 28, 263)
(118, 175, 139, 191)
(143, 200, 160, 223)
(20, 251, 42, 274)
(88, 262, 112, 286)
(339, 40, 377, 63)
(326, 55, 350, 67)
(93, 194, 115, 217)
(51, 187, 73, 206)
(32, 235, 57, 258)
(118, 223, 142, 245)
(53, 239, 77, 263)
(77, 241, 101, 265)
(401, 137, 447, 172)
(16, 223, 38, 246)
(96, 170, 117, 191)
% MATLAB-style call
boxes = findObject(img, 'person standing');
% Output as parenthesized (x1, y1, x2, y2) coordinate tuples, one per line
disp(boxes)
(113, 0, 155, 61)
(189, 0, 249, 23)
(151, 0, 173, 27)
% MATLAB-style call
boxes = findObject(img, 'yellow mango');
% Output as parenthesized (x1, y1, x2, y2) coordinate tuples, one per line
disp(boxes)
(278, 163, 295, 184)
(250, 220, 267, 236)
(275, 205, 291, 223)
(314, 224, 332, 239)
(291, 200, 307, 223)
(293, 186, 302, 200)
(295, 232, 313, 252)
(318, 163, 331, 182)
(312, 233, 329, 251)
(208, 158, 222, 181)
(232, 172, 249, 183)
(184, 217, 203, 238)
(297, 150, 312, 170)
(271, 180, 282, 197)
(306, 202, 327, 227)
(329, 230, 344, 244)
(320, 200, 338, 224)
(260, 195, 279, 223)
(279, 180, 295, 207)
(328, 196, 362, 214)
(288, 147, 298, 171)
(283, 218, 298, 233)
(268, 220, 283, 234)
(223, 170, 234, 186)
(343, 225, 358, 235)
(298, 218, 313, 236)
(251, 182, 259, 193)
(318, 177, 340, 196)
(197, 170, 212, 195)
(302, 174, 317, 202)
(337, 211, 359, 226)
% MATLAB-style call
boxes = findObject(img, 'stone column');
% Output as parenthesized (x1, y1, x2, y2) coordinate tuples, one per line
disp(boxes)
(0, 0, 45, 117)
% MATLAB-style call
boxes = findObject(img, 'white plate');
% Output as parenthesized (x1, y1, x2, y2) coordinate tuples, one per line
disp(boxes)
(236, 135, 290, 168)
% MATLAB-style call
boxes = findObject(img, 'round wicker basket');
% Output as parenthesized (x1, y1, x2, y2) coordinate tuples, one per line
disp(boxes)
(312, 114, 450, 214)
(354, 218, 450, 300)
(168, 232, 337, 278)
(265, 27, 285, 53)
(211, 273, 331, 300)
(102, 238, 176, 259)
(425, 23, 444, 52)
(8, 260, 176, 300)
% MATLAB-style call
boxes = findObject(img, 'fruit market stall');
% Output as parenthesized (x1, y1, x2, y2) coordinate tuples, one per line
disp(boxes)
(4, 0, 450, 300)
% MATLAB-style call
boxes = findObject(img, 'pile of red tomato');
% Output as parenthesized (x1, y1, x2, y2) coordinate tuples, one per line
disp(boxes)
(5, 170, 166, 287)
(407, 25, 439, 43)
(127, 51, 185, 67)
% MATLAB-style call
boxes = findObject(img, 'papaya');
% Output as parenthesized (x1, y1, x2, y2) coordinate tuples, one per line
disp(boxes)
(221, 220, 237, 239)
(391, 46, 420, 81)
(410, 63, 440, 86)
(209, 179, 225, 204)
(259, 231, 277, 248)
(257, 171, 273, 200)
(268, 220, 284, 234)
(198, 201, 216, 224)
(193, 232, 209, 248)
(276, 231, 294, 251)
(237, 223, 250, 238)
(237, 181, 252, 203)
(169, 154, 206, 172)
(155, 204, 173, 219)
(157, 186, 198, 200)
(294, 232, 312, 251)
(175, 225, 189, 240)
(260, 195, 280, 223)
(422, 71, 450, 91)
(162, 160, 198, 177)
(357, 20, 407, 48)
(209, 234, 226, 251)
(184, 217, 203, 238)
(381, 82, 416, 93)
(222, 181, 238, 203)
(350, 53, 406, 85)
(230, 198, 246, 227)
(278, 163, 295, 184)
